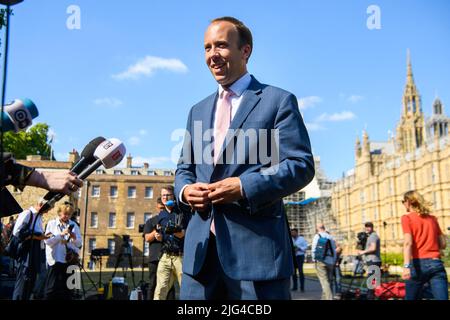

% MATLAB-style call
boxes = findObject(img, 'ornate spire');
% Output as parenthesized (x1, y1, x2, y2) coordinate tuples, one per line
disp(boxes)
(406, 48, 414, 85)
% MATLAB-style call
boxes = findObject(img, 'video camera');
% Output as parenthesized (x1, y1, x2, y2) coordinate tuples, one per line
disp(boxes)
(155, 220, 182, 236)
(356, 232, 368, 250)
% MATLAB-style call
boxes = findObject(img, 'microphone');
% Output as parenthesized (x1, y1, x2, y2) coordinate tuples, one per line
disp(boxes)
(0, 1, 24, 5)
(43, 137, 106, 202)
(39, 138, 126, 213)
(166, 200, 175, 208)
(77, 138, 126, 180)
(1, 99, 38, 132)
(70, 136, 106, 174)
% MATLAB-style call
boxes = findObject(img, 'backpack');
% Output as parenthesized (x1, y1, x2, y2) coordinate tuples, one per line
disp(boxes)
(314, 234, 334, 263)
(4, 211, 33, 260)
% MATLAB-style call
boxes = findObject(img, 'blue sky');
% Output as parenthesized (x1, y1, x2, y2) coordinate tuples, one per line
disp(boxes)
(5, 0, 450, 180)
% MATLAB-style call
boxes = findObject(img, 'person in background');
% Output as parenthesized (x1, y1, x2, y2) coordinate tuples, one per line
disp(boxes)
(357, 222, 381, 300)
(333, 244, 343, 299)
(291, 228, 308, 292)
(12, 200, 51, 300)
(44, 202, 82, 300)
(312, 223, 336, 300)
(401, 190, 448, 300)
(143, 197, 175, 300)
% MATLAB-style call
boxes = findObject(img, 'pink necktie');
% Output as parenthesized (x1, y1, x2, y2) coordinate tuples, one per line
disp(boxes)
(211, 89, 234, 235)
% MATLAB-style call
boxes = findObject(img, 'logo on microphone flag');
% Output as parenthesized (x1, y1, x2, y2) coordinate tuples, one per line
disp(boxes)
(112, 150, 123, 161)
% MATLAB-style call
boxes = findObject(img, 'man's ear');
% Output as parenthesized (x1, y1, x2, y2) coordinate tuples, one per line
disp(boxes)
(242, 44, 252, 61)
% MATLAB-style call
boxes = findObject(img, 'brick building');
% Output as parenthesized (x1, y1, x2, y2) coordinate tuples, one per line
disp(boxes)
(77, 155, 175, 270)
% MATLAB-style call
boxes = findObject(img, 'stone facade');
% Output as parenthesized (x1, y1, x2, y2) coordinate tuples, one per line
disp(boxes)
(332, 52, 450, 255)
(77, 156, 175, 269)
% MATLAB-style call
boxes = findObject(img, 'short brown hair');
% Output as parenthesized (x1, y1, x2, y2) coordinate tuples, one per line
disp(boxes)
(161, 185, 174, 194)
(211, 16, 253, 60)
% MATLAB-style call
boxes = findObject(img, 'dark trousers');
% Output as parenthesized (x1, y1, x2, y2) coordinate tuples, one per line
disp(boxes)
(13, 262, 37, 300)
(148, 260, 175, 300)
(44, 262, 72, 300)
(292, 255, 305, 291)
(366, 261, 381, 300)
(13, 242, 41, 300)
(180, 233, 291, 300)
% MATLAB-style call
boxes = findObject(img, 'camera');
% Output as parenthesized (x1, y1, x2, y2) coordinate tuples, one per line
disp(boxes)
(356, 232, 368, 250)
(164, 220, 182, 235)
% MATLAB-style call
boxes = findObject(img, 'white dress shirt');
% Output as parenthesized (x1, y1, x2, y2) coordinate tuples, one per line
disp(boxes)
(293, 236, 308, 256)
(179, 72, 252, 204)
(12, 207, 45, 265)
(45, 218, 82, 266)
(13, 206, 43, 237)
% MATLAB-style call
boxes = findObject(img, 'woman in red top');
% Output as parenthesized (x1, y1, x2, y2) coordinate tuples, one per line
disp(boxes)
(401, 190, 448, 300)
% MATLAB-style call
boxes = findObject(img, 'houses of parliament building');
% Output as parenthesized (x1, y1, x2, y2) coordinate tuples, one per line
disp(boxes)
(332, 52, 450, 254)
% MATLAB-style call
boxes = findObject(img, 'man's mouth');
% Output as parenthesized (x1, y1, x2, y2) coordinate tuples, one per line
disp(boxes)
(211, 63, 226, 71)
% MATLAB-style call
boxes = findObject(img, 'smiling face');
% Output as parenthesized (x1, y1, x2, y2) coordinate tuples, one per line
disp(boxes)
(204, 21, 251, 87)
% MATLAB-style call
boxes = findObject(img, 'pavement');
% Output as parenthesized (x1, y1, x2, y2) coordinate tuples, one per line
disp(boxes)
(291, 277, 323, 300)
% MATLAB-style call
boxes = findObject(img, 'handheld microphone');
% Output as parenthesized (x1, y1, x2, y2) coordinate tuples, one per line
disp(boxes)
(70, 136, 106, 174)
(39, 138, 126, 213)
(43, 137, 106, 202)
(77, 138, 126, 180)
(1, 99, 38, 132)
(0, 1, 24, 5)
(166, 200, 175, 208)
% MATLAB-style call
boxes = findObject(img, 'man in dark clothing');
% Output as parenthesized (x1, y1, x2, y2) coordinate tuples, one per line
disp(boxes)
(143, 197, 175, 300)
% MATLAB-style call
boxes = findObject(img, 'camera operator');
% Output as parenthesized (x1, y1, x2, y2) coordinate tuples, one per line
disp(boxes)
(44, 202, 82, 300)
(357, 222, 381, 299)
(148, 186, 190, 300)
(11, 200, 52, 300)
(143, 197, 175, 300)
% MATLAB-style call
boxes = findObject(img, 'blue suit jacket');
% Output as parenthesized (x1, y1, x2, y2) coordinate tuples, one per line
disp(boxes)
(175, 76, 315, 281)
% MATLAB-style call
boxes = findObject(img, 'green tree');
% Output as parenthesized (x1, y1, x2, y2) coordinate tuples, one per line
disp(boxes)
(3, 123, 53, 159)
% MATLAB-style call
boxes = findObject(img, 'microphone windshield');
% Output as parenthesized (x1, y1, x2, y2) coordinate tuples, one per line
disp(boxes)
(81, 136, 106, 161)
(94, 138, 126, 169)
(2, 98, 38, 132)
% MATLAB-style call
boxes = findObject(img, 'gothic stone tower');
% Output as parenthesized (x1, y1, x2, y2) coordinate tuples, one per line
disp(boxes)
(396, 50, 425, 154)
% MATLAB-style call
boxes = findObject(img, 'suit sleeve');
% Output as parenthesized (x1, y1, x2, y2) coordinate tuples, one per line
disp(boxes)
(239, 93, 315, 215)
(175, 108, 197, 208)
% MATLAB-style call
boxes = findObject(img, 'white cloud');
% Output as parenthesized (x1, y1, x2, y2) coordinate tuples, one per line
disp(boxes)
(305, 122, 325, 131)
(298, 96, 323, 110)
(112, 55, 188, 80)
(347, 95, 364, 103)
(93, 97, 123, 108)
(128, 136, 141, 146)
(316, 111, 356, 122)
(139, 129, 148, 136)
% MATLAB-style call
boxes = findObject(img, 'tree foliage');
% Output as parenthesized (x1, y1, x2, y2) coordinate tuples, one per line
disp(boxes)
(3, 123, 53, 159)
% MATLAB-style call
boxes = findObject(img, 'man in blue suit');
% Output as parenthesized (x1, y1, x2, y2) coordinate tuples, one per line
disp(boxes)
(175, 16, 315, 300)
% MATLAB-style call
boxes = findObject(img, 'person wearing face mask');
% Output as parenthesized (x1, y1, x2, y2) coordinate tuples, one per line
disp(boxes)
(43, 202, 82, 300)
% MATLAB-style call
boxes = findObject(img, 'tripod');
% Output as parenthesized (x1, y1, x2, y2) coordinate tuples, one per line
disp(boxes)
(111, 241, 136, 289)
(76, 258, 99, 300)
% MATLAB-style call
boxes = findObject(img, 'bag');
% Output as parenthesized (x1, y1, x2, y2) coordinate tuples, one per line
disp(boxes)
(4, 211, 33, 260)
(314, 234, 334, 263)
(65, 246, 80, 265)
(374, 281, 406, 300)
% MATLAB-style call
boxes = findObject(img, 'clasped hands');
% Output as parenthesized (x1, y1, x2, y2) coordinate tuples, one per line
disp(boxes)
(182, 177, 243, 212)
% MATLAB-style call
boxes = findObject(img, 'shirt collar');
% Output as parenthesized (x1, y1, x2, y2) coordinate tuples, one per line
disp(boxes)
(218, 72, 251, 98)
(29, 206, 38, 214)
